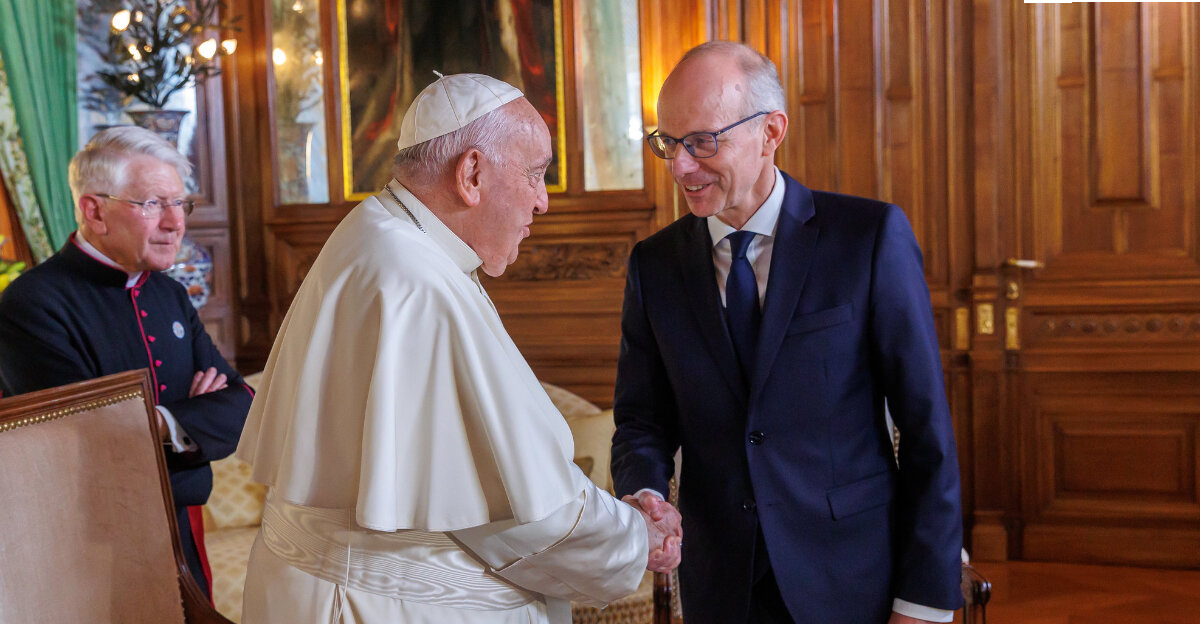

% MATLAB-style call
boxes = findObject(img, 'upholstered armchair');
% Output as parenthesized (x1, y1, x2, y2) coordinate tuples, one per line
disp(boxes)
(0, 370, 231, 624)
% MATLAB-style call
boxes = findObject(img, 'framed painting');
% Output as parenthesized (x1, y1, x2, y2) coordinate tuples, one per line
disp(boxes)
(338, 0, 566, 201)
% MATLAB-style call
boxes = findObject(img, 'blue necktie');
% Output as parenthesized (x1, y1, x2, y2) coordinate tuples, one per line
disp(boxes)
(725, 231, 760, 382)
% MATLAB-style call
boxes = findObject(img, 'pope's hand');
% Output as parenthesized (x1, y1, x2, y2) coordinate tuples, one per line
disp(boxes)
(623, 492, 682, 572)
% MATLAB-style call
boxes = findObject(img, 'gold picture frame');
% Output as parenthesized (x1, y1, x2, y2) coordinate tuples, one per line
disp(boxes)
(338, 0, 567, 202)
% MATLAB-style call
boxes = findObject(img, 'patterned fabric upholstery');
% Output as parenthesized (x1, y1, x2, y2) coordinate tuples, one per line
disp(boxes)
(205, 525, 258, 622)
(202, 455, 264, 622)
(203, 372, 262, 622)
(564, 408, 617, 494)
(572, 572, 655, 624)
(540, 381, 601, 418)
(205, 456, 267, 529)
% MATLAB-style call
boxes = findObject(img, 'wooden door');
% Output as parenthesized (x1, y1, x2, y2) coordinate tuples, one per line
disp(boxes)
(971, 1, 1200, 567)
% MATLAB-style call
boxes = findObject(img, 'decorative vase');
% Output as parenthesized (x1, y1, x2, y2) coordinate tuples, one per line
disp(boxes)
(277, 121, 317, 203)
(127, 109, 190, 147)
(164, 236, 213, 310)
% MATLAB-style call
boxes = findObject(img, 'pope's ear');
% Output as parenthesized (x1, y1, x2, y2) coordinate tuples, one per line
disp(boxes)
(78, 194, 108, 235)
(454, 148, 484, 207)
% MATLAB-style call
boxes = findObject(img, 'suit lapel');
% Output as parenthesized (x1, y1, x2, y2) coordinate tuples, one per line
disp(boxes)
(677, 216, 746, 399)
(751, 175, 818, 403)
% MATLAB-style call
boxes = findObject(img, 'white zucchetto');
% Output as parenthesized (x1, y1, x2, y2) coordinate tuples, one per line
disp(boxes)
(396, 72, 524, 151)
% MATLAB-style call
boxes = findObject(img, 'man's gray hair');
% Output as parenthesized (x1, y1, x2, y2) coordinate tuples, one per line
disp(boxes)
(392, 102, 525, 186)
(682, 41, 786, 116)
(69, 126, 192, 222)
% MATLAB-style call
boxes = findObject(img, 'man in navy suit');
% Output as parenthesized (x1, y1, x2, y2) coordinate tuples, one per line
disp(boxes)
(611, 41, 963, 624)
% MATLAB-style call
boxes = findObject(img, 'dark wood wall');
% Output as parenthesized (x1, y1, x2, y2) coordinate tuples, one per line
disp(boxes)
(970, 1, 1200, 567)
(218, 0, 1200, 568)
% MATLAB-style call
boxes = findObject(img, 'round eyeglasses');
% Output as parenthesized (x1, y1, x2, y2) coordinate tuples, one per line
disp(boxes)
(97, 193, 196, 218)
(646, 111, 768, 160)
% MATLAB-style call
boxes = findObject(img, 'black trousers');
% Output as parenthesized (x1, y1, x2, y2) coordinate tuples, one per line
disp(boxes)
(748, 526, 794, 623)
(748, 567, 794, 624)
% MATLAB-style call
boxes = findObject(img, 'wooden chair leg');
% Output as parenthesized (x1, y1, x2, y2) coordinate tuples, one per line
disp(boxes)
(653, 572, 672, 624)
(961, 561, 992, 624)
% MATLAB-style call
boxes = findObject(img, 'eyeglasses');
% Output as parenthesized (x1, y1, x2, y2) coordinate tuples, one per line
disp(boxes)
(97, 194, 195, 218)
(646, 111, 768, 160)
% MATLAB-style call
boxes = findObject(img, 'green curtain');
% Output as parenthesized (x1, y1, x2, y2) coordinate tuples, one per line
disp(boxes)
(0, 51, 54, 260)
(0, 0, 78, 258)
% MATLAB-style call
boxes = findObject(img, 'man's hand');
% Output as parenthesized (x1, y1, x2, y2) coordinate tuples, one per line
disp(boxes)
(887, 613, 938, 624)
(623, 492, 682, 573)
(189, 367, 228, 398)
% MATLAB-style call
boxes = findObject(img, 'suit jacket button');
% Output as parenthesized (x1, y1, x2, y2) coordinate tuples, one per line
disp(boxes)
(748, 431, 765, 445)
(742, 500, 756, 512)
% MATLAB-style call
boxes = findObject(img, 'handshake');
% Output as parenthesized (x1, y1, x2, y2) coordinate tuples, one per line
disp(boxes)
(624, 491, 683, 573)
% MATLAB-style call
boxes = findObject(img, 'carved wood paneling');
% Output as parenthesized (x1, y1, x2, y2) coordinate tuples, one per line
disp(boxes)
(784, 0, 836, 192)
(1030, 312, 1200, 345)
(502, 240, 629, 281)
(765, 1, 952, 289)
(1022, 524, 1200, 569)
(961, 2, 1200, 567)
(1019, 373, 1200, 566)
(486, 218, 645, 407)
(188, 228, 235, 359)
(223, 0, 273, 371)
(1027, 3, 1200, 279)
(269, 223, 336, 305)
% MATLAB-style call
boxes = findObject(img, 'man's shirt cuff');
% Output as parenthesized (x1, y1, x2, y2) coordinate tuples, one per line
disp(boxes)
(893, 598, 953, 623)
(632, 487, 667, 502)
(155, 405, 198, 453)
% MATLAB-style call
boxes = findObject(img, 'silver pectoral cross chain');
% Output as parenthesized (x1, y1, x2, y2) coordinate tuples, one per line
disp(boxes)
(385, 184, 426, 234)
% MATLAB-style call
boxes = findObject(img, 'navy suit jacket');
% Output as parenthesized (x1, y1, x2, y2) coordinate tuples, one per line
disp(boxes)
(612, 173, 963, 624)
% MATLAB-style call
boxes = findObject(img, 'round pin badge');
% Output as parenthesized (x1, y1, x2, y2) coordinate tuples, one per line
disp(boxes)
(172, 321, 185, 339)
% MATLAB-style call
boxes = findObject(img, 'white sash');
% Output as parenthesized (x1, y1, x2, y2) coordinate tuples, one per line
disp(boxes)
(259, 494, 538, 610)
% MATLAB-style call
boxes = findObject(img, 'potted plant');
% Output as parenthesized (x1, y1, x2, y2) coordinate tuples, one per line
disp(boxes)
(0, 236, 26, 294)
(78, 0, 133, 128)
(92, 0, 239, 145)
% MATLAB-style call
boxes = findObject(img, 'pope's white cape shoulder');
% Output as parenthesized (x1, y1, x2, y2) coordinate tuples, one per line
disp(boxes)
(236, 194, 578, 532)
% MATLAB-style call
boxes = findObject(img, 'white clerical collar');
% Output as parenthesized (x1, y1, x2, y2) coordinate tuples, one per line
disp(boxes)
(382, 179, 483, 276)
(74, 231, 145, 288)
(707, 167, 786, 246)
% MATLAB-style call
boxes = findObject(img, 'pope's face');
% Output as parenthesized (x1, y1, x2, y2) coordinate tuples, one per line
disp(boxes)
(474, 101, 552, 277)
(90, 155, 187, 272)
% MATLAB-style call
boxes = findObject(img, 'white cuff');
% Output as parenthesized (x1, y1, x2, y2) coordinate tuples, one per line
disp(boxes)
(155, 405, 198, 453)
(892, 598, 954, 623)
(632, 487, 667, 502)
(452, 470, 648, 607)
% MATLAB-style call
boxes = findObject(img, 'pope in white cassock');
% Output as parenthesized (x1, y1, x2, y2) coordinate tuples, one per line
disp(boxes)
(236, 73, 682, 623)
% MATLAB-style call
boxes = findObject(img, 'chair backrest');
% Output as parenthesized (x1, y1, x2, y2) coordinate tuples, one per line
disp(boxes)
(0, 370, 217, 623)
(541, 382, 617, 493)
